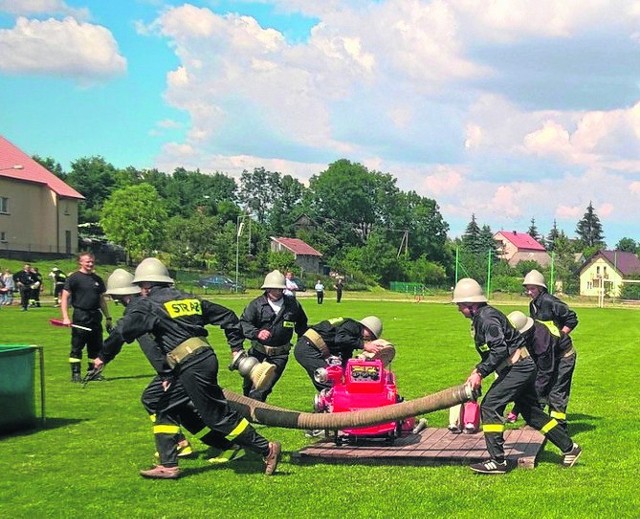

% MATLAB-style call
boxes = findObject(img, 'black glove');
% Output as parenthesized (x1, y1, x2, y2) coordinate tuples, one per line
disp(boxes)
(105, 317, 113, 333)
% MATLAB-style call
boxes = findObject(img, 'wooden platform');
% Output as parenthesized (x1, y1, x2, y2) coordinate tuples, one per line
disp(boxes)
(292, 427, 546, 469)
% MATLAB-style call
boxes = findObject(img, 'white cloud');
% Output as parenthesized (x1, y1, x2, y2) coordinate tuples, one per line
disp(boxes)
(0, 17, 126, 82)
(147, 1, 640, 245)
(0, 0, 89, 20)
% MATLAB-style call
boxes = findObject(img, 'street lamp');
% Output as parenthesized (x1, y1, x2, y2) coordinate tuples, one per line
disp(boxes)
(0, 164, 24, 172)
(235, 213, 251, 293)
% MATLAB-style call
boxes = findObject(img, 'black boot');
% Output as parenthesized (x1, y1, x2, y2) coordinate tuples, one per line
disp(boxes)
(71, 363, 81, 383)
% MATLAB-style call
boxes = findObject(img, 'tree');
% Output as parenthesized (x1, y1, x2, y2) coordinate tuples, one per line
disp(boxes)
(100, 183, 168, 262)
(615, 237, 637, 253)
(546, 220, 560, 252)
(67, 156, 118, 222)
(576, 202, 605, 248)
(527, 217, 543, 245)
(461, 214, 483, 253)
(165, 212, 223, 268)
(239, 167, 281, 224)
(32, 155, 65, 179)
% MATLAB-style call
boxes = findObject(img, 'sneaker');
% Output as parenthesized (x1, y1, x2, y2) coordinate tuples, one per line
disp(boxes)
(154, 439, 194, 459)
(470, 459, 508, 474)
(304, 429, 325, 438)
(562, 443, 582, 467)
(139, 465, 181, 479)
(208, 446, 246, 464)
(177, 439, 194, 458)
(448, 425, 462, 434)
(506, 412, 518, 423)
(71, 373, 81, 383)
(263, 441, 281, 476)
(463, 423, 478, 434)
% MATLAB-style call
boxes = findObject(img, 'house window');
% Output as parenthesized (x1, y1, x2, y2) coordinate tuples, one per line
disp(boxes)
(0, 197, 8, 214)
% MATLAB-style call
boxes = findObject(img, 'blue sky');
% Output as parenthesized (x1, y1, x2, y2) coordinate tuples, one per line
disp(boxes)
(1, 0, 640, 247)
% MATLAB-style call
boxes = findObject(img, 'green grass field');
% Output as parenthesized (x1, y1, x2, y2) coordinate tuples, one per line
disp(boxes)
(1, 293, 639, 518)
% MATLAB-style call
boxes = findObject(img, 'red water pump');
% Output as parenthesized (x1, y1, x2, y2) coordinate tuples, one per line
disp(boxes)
(313, 356, 425, 445)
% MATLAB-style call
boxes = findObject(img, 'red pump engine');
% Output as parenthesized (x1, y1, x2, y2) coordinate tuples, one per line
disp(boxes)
(313, 357, 423, 445)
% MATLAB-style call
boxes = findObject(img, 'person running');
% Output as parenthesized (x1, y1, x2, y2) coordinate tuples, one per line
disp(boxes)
(452, 278, 581, 474)
(95, 258, 280, 479)
(523, 269, 578, 432)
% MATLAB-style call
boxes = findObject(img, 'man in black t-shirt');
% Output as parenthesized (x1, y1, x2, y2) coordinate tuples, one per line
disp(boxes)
(61, 252, 111, 382)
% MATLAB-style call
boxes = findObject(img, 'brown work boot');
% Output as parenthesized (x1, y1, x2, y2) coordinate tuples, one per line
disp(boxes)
(263, 441, 281, 476)
(139, 465, 181, 479)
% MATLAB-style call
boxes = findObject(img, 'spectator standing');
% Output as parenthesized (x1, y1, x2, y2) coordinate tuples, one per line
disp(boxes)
(29, 267, 43, 307)
(1, 269, 14, 305)
(334, 278, 344, 303)
(61, 252, 111, 382)
(14, 264, 36, 311)
(314, 279, 325, 304)
(50, 267, 67, 307)
(284, 271, 298, 297)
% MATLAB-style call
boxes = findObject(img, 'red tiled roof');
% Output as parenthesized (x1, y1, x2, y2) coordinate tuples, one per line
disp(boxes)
(0, 135, 84, 199)
(495, 230, 545, 251)
(272, 237, 323, 256)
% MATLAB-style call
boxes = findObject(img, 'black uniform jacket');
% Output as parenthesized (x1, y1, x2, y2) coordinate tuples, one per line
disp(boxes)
(311, 317, 365, 358)
(100, 286, 243, 362)
(239, 294, 308, 349)
(525, 322, 558, 398)
(472, 305, 527, 378)
(529, 291, 578, 351)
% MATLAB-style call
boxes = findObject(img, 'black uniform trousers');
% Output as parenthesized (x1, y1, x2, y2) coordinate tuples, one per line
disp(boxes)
(480, 358, 573, 462)
(243, 347, 289, 402)
(548, 349, 577, 431)
(142, 375, 235, 463)
(154, 349, 269, 467)
(294, 338, 332, 392)
(70, 309, 103, 370)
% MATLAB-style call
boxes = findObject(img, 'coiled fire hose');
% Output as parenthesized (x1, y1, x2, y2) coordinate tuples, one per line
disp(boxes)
(223, 384, 474, 430)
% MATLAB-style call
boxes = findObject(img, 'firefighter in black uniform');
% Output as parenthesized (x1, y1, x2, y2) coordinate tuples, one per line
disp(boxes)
(506, 310, 558, 422)
(95, 269, 246, 465)
(51, 267, 67, 307)
(523, 269, 578, 432)
(294, 315, 384, 392)
(29, 267, 43, 307)
(14, 263, 36, 311)
(61, 252, 111, 382)
(452, 278, 582, 474)
(237, 270, 308, 402)
(95, 257, 280, 479)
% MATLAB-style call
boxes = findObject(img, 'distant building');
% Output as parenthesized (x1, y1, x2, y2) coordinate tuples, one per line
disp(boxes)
(0, 135, 83, 257)
(579, 250, 640, 297)
(270, 236, 323, 274)
(493, 230, 551, 267)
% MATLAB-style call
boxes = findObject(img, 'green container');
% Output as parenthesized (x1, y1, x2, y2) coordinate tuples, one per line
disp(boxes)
(0, 345, 37, 433)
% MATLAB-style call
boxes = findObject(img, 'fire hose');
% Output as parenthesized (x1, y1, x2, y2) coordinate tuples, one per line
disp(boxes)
(223, 383, 475, 430)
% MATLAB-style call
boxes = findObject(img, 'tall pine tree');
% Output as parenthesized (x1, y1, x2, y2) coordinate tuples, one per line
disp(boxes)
(576, 202, 605, 247)
(461, 214, 483, 253)
(546, 220, 560, 252)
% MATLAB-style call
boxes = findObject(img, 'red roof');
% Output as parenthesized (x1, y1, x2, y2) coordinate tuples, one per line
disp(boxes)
(495, 231, 545, 251)
(272, 237, 322, 256)
(0, 135, 84, 199)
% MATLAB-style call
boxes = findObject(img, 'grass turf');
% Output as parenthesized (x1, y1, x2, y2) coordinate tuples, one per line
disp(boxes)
(1, 294, 639, 518)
